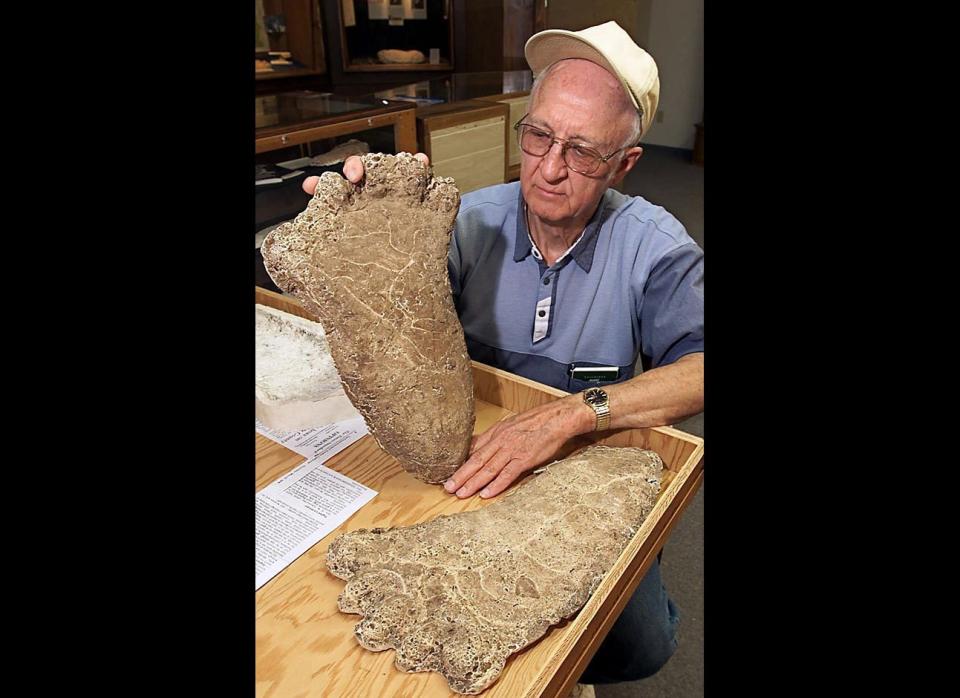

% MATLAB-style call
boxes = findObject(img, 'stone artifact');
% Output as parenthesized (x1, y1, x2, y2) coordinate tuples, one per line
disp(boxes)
(261, 153, 473, 483)
(326, 445, 664, 694)
(255, 304, 360, 431)
(377, 49, 427, 64)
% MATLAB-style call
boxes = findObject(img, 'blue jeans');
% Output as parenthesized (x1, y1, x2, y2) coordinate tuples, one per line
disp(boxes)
(580, 554, 680, 684)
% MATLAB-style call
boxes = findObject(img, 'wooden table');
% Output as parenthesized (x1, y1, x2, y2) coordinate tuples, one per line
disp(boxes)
(255, 288, 704, 697)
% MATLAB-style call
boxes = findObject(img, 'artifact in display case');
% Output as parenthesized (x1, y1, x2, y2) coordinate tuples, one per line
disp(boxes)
(336, 0, 455, 72)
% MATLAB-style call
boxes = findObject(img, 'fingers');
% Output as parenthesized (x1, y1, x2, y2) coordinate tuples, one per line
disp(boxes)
(343, 155, 364, 183)
(443, 438, 499, 494)
(302, 175, 320, 195)
(478, 461, 526, 499)
(316, 154, 426, 190)
(309, 154, 427, 191)
(453, 447, 516, 499)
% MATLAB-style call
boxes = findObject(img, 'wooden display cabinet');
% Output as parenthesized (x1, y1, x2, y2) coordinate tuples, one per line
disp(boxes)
(322, 0, 466, 88)
(256, 0, 328, 84)
(475, 89, 530, 181)
(255, 91, 418, 156)
(373, 71, 531, 183)
(462, 0, 545, 72)
(416, 100, 509, 194)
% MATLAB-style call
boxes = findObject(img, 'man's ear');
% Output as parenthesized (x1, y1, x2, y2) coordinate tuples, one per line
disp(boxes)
(609, 146, 644, 187)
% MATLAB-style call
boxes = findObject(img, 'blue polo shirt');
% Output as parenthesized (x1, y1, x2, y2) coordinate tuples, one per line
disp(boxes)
(448, 182, 703, 393)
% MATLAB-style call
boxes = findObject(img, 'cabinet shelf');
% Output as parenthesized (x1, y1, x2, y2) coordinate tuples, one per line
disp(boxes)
(256, 67, 326, 81)
(345, 60, 452, 72)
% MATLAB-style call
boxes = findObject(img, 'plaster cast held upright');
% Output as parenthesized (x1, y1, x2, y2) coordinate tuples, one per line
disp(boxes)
(261, 153, 474, 483)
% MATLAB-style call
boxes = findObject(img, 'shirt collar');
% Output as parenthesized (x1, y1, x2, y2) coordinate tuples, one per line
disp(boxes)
(527, 228, 585, 265)
(513, 188, 610, 272)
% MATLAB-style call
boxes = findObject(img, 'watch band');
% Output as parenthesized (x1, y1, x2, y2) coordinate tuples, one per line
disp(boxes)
(593, 402, 610, 431)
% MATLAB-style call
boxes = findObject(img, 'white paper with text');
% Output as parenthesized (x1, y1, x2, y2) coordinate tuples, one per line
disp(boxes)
(256, 416, 368, 461)
(256, 459, 377, 590)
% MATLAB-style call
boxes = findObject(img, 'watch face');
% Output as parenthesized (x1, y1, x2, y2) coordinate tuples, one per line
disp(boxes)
(584, 388, 606, 405)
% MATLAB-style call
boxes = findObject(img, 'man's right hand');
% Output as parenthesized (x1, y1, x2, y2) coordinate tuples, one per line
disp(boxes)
(301, 153, 430, 196)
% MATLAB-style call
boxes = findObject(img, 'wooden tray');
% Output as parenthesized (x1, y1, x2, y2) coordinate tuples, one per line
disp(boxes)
(255, 287, 704, 697)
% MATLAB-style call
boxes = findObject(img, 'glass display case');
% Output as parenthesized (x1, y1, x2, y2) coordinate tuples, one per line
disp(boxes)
(334, 0, 456, 72)
(255, 91, 418, 154)
(373, 69, 532, 104)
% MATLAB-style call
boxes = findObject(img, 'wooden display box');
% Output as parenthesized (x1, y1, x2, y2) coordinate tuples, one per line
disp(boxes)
(255, 287, 704, 698)
(417, 100, 509, 194)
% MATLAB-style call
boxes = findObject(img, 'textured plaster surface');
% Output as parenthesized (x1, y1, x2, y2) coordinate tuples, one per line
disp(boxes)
(255, 304, 360, 431)
(261, 153, 474, 483)
(326, 445, 663, 694)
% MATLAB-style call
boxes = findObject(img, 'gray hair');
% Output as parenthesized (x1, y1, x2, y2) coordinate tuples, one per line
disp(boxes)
(623, 110, 642, 149)
(530, 61, 642, 151)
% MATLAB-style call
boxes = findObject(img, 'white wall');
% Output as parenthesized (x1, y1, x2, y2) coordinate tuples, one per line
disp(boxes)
(642, 0, 703, 149)
(547, 0, 644, 38)
(540, 0, 702, 149)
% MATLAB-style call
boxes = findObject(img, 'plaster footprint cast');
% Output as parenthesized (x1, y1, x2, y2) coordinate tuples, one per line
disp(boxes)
(326, 445, 664, 694)
(261, 153, 474, 483)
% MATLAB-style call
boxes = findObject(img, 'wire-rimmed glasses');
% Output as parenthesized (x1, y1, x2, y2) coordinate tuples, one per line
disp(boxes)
(513, 116, 626, 175)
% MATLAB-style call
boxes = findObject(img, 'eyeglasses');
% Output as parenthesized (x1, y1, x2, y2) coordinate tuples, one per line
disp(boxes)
(513, 116, 625, 175)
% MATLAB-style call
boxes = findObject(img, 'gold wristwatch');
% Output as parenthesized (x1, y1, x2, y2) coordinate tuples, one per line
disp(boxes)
(582, 387, 610, 431)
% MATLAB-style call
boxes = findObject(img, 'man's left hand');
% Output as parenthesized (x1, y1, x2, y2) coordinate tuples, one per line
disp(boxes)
(443, 397, 588, 499)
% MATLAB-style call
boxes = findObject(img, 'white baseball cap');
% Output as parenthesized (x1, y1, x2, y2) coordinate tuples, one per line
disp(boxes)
(525, 21, 660, 140)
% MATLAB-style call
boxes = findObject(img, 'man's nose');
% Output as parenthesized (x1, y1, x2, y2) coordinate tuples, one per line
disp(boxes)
(540, 140, 568, 182)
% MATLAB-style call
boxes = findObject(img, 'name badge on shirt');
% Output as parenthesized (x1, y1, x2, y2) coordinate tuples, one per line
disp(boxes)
(568, 365, 620, 382)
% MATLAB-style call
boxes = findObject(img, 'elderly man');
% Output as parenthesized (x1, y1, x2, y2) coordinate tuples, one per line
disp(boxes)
(304, 20, 703, 689)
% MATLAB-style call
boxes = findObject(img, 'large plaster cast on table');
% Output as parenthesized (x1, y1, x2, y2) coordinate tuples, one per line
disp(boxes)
(261, 153, 474, 483)
(326, 445, 664, 694)
(255, 304, 361, 431)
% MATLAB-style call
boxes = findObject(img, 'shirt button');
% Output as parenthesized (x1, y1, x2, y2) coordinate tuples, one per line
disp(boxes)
(543, 277, 551, 285)
(538, 310, 546, 317)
